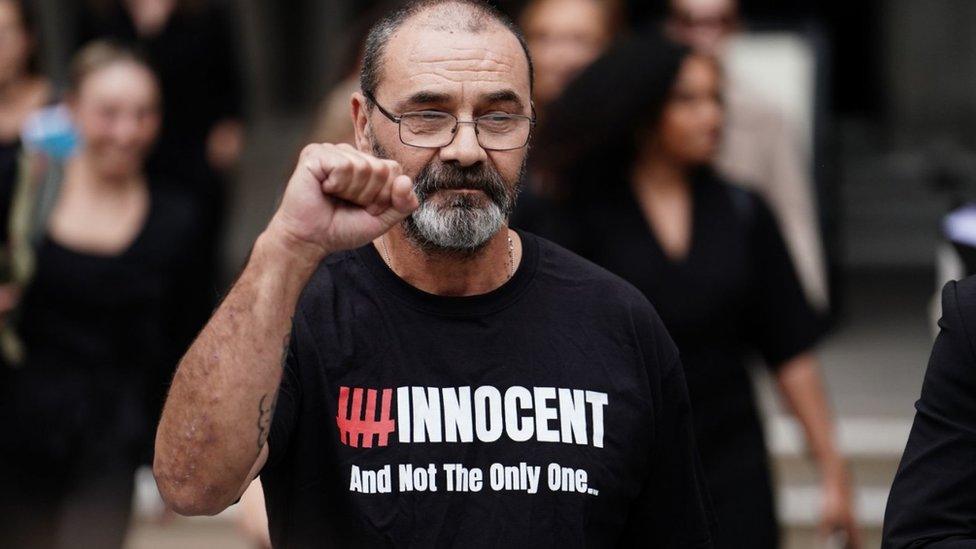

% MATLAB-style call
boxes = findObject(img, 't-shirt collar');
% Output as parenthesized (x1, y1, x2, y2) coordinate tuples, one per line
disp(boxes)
(355, 228, 539, 317)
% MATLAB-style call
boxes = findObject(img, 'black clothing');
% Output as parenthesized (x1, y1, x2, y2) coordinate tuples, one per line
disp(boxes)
(544, 173, 824, 548)
(883, 276, 976, 547)
(0, 182, 199, 548)
(260, 231, 715, 548)
(0, 139, 19, 244)
(0, 435, 136, 549)
(0, 140, 17, 186)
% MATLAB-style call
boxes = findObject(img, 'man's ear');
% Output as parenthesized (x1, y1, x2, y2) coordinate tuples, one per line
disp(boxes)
(351, 91, 371, 153)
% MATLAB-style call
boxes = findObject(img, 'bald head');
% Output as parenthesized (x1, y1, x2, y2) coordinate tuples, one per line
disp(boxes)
(360, 0, 533, 101)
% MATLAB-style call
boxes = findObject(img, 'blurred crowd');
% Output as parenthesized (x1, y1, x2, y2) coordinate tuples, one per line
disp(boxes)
(0, 0, 245, 547)
(0, 0, 885, 547)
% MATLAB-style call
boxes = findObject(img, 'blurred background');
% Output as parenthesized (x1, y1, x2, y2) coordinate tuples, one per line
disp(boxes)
(8, 0, 976, 547)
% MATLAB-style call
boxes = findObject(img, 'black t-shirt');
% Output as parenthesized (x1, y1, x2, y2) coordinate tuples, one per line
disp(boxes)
(261, 231, 715, 548)
(883, 277, 976, 546)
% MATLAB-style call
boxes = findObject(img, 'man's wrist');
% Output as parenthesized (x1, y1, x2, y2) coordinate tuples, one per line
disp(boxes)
(253, 226, 329, 280)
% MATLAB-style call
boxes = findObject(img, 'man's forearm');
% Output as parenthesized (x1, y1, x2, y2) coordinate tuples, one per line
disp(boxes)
(154, 230, 321, 515)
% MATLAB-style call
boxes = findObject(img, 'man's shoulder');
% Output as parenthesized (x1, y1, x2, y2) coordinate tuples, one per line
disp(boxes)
(945, 276, 976, 337)
(530, 232, 679, 371)
(530, 232, 655, 313)
(293, 248, 364, 314)
(293, 234, 662, 323)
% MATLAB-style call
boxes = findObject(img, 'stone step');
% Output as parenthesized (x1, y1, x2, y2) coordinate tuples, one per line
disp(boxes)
(769, 415, 911, 532)
(767, 415, 912, 462)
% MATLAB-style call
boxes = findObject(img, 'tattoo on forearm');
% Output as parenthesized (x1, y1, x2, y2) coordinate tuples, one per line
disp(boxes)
(257, 392, 278, 450)
(257, 329, 291, 450)
(280, 329, 291, 369)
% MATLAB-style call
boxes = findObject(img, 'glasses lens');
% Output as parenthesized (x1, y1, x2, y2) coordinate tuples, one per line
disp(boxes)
(398, 112, 532, 150)
(400, 112, 456, 147)
(477, 116, 531, 151)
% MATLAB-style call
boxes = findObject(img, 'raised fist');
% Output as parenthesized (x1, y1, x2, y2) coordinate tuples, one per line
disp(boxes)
(266, 143, 419, 261)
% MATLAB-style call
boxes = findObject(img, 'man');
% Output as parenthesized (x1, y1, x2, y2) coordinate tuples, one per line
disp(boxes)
(153, 1, 714, 547)
(666, 0, 830, 313)
(883, 276, 976, 546)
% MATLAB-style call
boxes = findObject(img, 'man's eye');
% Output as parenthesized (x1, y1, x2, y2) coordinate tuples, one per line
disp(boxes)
(402, 112, 452, 135)
(416, 112, 448, 121)
(478, 115, 518, 133)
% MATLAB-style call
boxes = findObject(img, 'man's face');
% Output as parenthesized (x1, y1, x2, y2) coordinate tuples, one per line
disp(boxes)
(353, 11, 532, 253)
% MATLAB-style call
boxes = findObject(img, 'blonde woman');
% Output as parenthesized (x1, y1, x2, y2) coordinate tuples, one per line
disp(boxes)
(0, 42, 200, 548)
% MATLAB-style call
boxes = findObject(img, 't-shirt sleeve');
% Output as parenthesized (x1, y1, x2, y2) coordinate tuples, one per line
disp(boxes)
(619, 310, 716, 547)
(745, 192, 825, 368)
(261, 315, 304, 472)
(882, 278, 976, 547)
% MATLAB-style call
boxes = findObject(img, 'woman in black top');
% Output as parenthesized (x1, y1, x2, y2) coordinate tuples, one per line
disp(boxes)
(77, 0, 246, 339)
(0, 42, 198, 548)
(533, 34, 858, 548)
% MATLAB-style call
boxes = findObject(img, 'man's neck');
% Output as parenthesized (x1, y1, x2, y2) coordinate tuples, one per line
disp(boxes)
(374, 225, 523, 297)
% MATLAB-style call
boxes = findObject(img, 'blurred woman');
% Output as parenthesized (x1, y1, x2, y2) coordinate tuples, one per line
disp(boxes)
(535, 34, 859, 548)
(78, 0, 246, 347)
(0, 0, 51, 195)
(0, 42, 199, 548)
(520, 0, 624, 112)
(0, 0, 50, 334)
(78, 0, 245, 180)
(511, 0, 623, 233)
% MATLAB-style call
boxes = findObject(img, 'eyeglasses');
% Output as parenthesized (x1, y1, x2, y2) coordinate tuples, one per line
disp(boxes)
(364, 91, 535, 151)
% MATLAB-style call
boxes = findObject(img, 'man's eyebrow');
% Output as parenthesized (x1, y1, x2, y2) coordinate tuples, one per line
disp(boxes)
(394, 89, 528, 112)
(481, 90, 526, 110)
(397, 91, 453, 109)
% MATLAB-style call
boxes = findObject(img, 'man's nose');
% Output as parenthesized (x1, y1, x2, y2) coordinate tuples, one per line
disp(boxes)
(438, 121, 488, 167)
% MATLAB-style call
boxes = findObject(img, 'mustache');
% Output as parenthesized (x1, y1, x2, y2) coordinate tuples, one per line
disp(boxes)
(368, 137, 518, 212)
(413, 162, 511, 207)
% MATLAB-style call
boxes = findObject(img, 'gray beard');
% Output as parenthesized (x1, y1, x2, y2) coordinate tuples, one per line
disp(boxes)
(405, 193, 507, 255)
(371, 138, 523, 256)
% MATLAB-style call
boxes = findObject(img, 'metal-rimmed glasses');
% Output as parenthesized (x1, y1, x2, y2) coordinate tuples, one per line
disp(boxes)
(364, 91, 535, 151)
